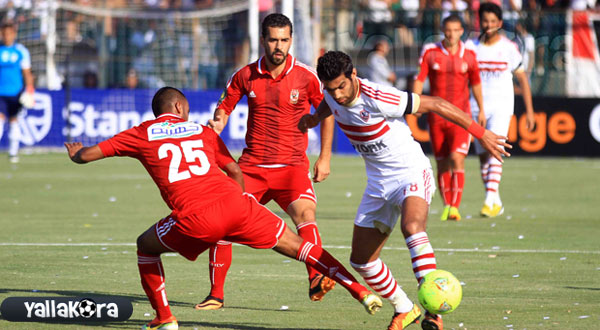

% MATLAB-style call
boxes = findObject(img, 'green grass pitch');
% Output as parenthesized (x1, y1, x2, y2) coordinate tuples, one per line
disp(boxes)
(1, 153, 599, 329)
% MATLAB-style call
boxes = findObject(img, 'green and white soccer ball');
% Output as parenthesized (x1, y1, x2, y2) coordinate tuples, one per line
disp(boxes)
(418, 269, 462, 315)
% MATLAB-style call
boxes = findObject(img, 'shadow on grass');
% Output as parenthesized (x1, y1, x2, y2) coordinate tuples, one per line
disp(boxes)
(121, 319, 342, 330)
(564, 286, 600, 291)
(0, 288, 292, 312)
(0, 288, 190, 307)
(0, 316, 341, 330)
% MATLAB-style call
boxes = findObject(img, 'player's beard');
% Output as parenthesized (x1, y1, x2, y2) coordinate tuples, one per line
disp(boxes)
(267, 50, 287, 66)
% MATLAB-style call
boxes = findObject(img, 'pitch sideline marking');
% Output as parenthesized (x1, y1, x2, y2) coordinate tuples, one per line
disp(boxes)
(0, 243, 598, 254)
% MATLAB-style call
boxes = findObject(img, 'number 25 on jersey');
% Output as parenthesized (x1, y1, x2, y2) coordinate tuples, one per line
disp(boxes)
(158, 139, 210, 183)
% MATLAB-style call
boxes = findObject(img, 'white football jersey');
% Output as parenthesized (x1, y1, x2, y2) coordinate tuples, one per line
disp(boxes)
(324, 78, 431, 190)
(467, 36, 523, 114)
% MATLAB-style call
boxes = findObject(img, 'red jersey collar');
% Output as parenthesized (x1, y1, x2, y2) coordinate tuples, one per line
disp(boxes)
(257, 54, 296, 79)
(439, 40, 465, 58)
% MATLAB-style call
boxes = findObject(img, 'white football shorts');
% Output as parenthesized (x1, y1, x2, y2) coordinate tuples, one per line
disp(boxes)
(354, 167, 435, 235)
(471, 102, 513, 155)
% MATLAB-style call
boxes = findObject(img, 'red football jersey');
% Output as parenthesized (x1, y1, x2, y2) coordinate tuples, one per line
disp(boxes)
(416, 41, 481, 123)
(98, 113, 241, 214)
(217, 55, 323, 167)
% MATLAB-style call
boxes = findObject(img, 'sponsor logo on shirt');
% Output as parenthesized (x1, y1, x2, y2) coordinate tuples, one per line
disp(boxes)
(147, 121, 203, 141)
(248, 91, 257, 98)
(290, 89, 299, 104)
(433, 62, 441, 70)
(350, 140, 388, 154)
(359, 109, 370, 122)
(461, 62, 469, 73)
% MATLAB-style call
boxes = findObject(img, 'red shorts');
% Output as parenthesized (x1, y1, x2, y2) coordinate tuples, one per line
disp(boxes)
(429, 120, 471, 160)
(153, 193, 287, 261)
(240, 164, 317, 211)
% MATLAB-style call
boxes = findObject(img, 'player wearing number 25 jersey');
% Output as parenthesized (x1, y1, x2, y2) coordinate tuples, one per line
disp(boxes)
(65, 87, 383, 330)
(99, 113, 241, 212)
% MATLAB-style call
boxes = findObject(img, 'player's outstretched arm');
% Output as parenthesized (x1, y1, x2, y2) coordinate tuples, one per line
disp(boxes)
(298, 100, 332, 133)
(208, 108, 230, 135)
(416, 95, 511, 162)
(65, 142, 105, 164)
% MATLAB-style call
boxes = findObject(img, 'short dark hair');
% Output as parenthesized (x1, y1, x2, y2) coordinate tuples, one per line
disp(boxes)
(442, 14, 463, 28)
(151, 87, 185, 117)
(479, 2, 502, 21)
(261, 13, 293, 38)
(317, 51, 354, 82)
(0, 20, 15, 29)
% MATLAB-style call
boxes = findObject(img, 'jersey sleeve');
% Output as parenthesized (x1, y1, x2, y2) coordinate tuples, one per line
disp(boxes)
(97, 127, 142, 157)
(216, 138, 236, 169)
(216, 67, 247, 115)
(415, 48, 431, 82)
(211, 130, 236, 169)
(509, 40, 524, 72)
(372, 84, 421, 117)
(17, 44, 31, 70)
(467, 51, 482, 86)
(307, 71, 324, 109)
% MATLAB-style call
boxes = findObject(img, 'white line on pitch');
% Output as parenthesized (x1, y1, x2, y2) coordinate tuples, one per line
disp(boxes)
(0, 242, 598, 254)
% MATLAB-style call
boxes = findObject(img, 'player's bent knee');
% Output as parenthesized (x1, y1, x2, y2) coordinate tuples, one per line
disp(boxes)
(273, 229, 303, 259)
(400, 220, 426, 237)
(136, 227, 163, 254)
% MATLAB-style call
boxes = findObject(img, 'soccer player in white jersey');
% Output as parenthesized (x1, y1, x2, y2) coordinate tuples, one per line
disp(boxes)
(467, 2, 536, 217)
(299, 51, 510, 330)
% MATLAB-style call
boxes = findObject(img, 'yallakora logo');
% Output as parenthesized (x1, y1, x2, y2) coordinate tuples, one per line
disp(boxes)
(24, 298, 116, 319)
(1, 296, 133, 323)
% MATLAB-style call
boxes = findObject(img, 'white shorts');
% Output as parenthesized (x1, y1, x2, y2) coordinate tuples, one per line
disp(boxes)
(354, 167, 435, 235)
(471, 103, 513, 155)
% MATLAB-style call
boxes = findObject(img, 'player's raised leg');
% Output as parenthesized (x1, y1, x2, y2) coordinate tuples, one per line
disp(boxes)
(288, 198, 336, 301)
(349, 225, 421, 330)
(136, 224, 179, 330)
(273, 227, 382, 314)
(195, 241, 231, 310)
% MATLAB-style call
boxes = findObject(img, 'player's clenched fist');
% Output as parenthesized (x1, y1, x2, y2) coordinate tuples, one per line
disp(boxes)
(298, 114, 319, 133)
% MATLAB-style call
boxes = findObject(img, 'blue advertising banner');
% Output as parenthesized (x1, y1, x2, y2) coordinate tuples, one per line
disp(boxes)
(0, 89, 323, 155)
(2, 90, 598, 156)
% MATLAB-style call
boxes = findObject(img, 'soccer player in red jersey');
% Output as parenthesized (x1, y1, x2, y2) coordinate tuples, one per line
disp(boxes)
(65, 87, 382, 330)
(197, 13, 336, 310)
(413, 15, 486, 221)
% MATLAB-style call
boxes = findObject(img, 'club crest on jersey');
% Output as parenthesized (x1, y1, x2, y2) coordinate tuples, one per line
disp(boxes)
(147, 121, 203, 141)
(359, 109, 370, 121)
(290, 89, 299, 104)
(461, 62, 469, 73)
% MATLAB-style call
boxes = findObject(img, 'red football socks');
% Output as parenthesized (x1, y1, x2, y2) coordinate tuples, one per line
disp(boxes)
(207, 241, 232, 300)
(137, 251, 172, 321)
(296, 240, 368, 300)
(296, 222, 322, 280)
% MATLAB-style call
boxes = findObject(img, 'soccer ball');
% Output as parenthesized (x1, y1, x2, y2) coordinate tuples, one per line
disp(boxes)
(78, 298, 97, 318)
(418, 269, 462, 315)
